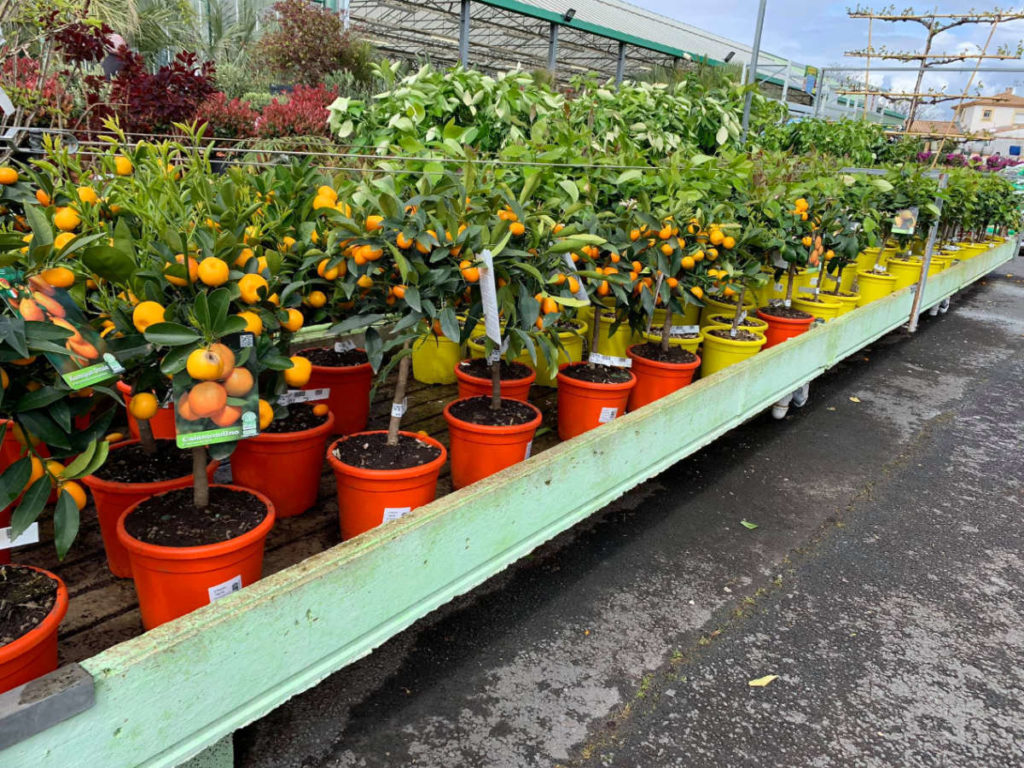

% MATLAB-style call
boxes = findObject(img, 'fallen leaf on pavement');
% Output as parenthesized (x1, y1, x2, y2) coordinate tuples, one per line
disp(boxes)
(741, 519, 758, 530)
(849, 396, 861, 403)
(748, 674, 779, 687)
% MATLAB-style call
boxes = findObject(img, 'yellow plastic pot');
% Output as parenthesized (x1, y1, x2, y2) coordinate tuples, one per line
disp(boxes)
(887, 257, 923, 291)
(467, 322, 588, 388)
(792, 296, 842, 322)
(705, 313, 769, 333)
(700, 328, 766, 377)
(955, 242, 989, 259)
(927, 254, 951, 275)
(754, 268, 786, 307)
(856, 248, 884, 272)
(699, 294, 755, 328)
(652, 303, 700, 327)
(412, 331, 461, 384)
(817, 292, 859, 316)
(856, 271, 897, 306)
(641, 328, 703, 355)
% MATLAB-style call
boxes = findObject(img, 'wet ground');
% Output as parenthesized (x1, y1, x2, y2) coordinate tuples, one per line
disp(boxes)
(237, 257, 1024, 768)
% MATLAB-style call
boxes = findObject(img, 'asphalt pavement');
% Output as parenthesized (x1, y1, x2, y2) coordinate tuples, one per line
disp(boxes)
(237, 255, 1024, 768)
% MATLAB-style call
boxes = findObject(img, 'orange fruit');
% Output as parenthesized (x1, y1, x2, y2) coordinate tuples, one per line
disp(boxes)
(629, 229, 640, 241)
(114, 156, 133, 175)
(680, 256, 695, 270)
(356, 274, 373, 289)
(208, 343, 235, 378)
(317, 259, 339, 281)
(660, 243, 674, 256)
(198, 257, 230, 287)
(658, 225, 672, 239)
(35, 189, 51, 206)
(306, 290, 327, 308)
(223, 367, 254, 397)
(282, 308, 304, 332)
(188, 381, 227, 418)
(690, 286, 704, 299)
(40, 266, 75, 288)
(596, 280, 610, 297)
(234, 247, 255, 267)
(396, 232, 414, 249)
(164, 254, 199, 286)
(54, 232, 75, 251)
(132, 301, 165, 332)
(723, 236, 736, 250)
(509, 222, 525, 236)
(365, 214, 384, 231)
(212, 405, 242, 427)
(0, 167, 19, 185)
(238, 273, 268, 304)
(258, 399, 274, 430)
(77, 186, 99, 205)
(709, 229, 724, 246)
(54, 207, 81, 232)
(105, 432, 125, 442)
(62, 481, 88, 511)
(177, 393, 198, 421)
(237, 311, 262, 336)
(312, 404, 329, 417)
(186, 347, 225, 381)
(128, 392, 159, 421)
(283, 355, 312, 387)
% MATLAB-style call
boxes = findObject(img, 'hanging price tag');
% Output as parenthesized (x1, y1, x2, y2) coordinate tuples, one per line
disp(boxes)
(477, 249, 502, 346)
(561, 254, 591, 304)
(334, 340, 357, 353)
(588, 352, 632, 368)
(390, 397, 408, 418)
(0, 523, 40, 550)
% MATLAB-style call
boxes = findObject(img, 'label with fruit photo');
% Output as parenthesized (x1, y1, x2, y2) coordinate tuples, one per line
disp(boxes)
(0, 268, 124, 389)
(172, 333, 261, 449)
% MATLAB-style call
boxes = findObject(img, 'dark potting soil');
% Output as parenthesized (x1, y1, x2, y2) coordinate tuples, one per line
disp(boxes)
(758, 305, 812, 320)
(561, 363, 633, 385)
(709, 294, 742, 305)
(551, 320, 584, 332)
(262, 404, 328, 434)
(303, 347, 369, 368)
(706, 328, 761, 342)
(333, 432, 442, 471)
(630, 343, 697, 364)
(449, 396, 537, 427)
(458, 358, 532, 380)
(649, 325, 699, 340)
(821, 291, 856, 299)
(123, 487, 267, 547)
(93, 440, 195, 484)
(0, 565, 58, 647)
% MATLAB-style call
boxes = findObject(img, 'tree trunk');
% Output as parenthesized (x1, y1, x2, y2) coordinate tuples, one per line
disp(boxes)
(784, 264, 796, 305)
(730, 285, 746, 337)
(490, 357, 502, 410)
(192, 446, 209, 510)
(138, 419, 157, 455)
(660, 308, 673, 353)
(589, 304, 602, 366)
(386, 342, 411, 446)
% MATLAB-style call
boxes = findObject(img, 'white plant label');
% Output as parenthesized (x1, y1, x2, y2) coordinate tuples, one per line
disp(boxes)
(809, 277, 819, 286)
(798, 287, 817, 294)
(334, 340, 357, 353)
(239, 333, 254, 349)
(561, 254, 591, 303)
(390, 398, 408, 418)
(736, 310, 748, 324)
(278, 388, 330, 405)
(598, 406, 618, 423)
(383, 506, 412, 523)
(774, 282, 784, 291)
(208, 575, 242, 603)
(524, 440, 533, 460)
(477, 249, 502, 346)
(670, 325, 700, 335)
(588, 352, 632, 368)
(0, 523, 40, 550)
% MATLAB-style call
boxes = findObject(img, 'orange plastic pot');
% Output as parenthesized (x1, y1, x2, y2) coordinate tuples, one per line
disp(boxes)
(443, 400, 542, 489)
(116, 485, 275, 630)
(231, 410, 334, 519)
(302, 350, 373, 435)
(756, 308, 815, 348)
(0, 565, 68, 694)
(454, 360, 535, 402)
(327, 431, 447, 540)
(625, 345, 700, 411)
(81, 440, 219, 578)
(116, 381, 176, 441)
(555, 363, 636, 441)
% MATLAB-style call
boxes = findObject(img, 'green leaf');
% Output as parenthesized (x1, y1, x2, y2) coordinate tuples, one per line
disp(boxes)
(10, 477, 51, 541)
(438, 306, 460, 343)
(19, 411, 71, 450)
(14, 386, 67, 412)
(53, 489, 80, 560)
(65, 440, 109, 480)
(0, 457, 33, 511)
(208, 441, 237, 461)
(740, 519, 758, 530)
(61, 441, 98, 479)
(615, 169, 643, 185)
(557, 179, 580, 204)
(144, 322, 201, 346)
(82, 245, 135, 283)
(329, 314, 384, 336)
(403, 285, 422, 312)
(364, 326, 384, 371)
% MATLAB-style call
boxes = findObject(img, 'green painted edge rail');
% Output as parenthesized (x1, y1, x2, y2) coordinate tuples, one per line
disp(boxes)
(2, 243, 1015, 768)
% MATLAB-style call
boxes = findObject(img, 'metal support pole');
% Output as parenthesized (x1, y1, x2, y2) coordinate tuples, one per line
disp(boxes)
(459, 0, 470, 67)
(615, 41, 626, 86)
(547, 22, 559, 73)
(781, 59, 790, 103)
(741, 0, 768, 142)
(908, 173, 948, 333)
(814, 68, 827, 118)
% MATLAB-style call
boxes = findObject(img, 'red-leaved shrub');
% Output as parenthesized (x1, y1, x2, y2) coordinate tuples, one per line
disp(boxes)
(256, 85, 337, 139)
(196, 93, 259, 138)
(107, 50, 216, 134)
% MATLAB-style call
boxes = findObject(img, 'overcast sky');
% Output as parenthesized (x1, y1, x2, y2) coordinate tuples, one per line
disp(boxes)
(630, 1, 1024, 116)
